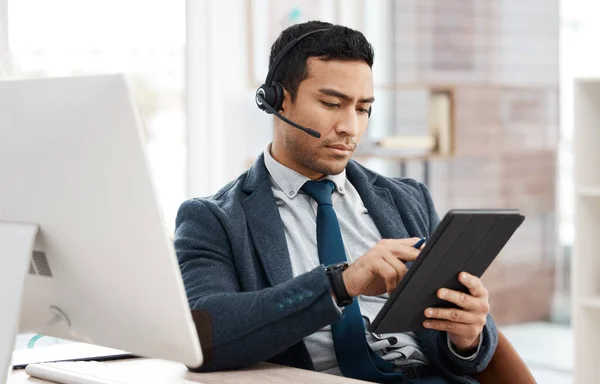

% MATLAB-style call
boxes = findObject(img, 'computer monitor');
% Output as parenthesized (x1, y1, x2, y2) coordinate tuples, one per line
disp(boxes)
(0, 74, 203, 381)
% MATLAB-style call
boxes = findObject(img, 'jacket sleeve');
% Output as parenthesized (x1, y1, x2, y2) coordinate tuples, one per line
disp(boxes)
(418, 315, 498, 376)
(416, 182, 499, 375)
(174, 198, 342, 372)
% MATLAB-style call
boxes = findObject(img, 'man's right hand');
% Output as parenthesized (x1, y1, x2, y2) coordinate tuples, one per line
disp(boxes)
(342, 238, 423, 297)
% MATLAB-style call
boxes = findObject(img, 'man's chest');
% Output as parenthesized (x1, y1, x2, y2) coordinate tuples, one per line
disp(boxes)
(276, 192, 383, 277)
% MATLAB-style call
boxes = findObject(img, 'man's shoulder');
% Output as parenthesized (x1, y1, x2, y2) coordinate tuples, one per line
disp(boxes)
(379, 174, 428, 198)
(348, 160, 429, 200)
(348, 160, 439, 231)
(177, 170, 252, 216)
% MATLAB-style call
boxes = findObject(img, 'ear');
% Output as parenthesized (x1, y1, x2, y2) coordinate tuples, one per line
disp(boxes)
(280, 88, 291, 114)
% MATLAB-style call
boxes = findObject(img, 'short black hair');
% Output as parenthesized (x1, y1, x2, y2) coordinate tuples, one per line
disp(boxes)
(269, 21, 374, 102)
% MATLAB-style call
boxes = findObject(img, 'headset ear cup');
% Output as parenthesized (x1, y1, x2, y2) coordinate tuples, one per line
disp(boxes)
(255, 84, 276, 114)
(271, 82, 285, 111)
(255, 83, 284, 113)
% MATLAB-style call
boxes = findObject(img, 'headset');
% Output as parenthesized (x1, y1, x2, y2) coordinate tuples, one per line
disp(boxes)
(255, 28, 371, 139)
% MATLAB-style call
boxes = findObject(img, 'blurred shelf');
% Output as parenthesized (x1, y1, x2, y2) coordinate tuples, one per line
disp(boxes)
(580, 297, 600, 309)
(573, 78, 600, 383)
(577, 187, 600, 198)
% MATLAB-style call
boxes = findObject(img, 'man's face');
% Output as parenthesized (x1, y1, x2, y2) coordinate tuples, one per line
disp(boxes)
(274, 57, 374, 178)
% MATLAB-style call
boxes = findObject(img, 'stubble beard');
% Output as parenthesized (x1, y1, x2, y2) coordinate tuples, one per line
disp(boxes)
(285, 131, 350, 176)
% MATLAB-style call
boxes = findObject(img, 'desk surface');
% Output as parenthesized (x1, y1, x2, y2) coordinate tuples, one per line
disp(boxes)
(9, 358, 369, 383)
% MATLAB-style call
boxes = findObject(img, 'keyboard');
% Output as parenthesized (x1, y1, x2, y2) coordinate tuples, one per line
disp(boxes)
(25, 361, 202, 384)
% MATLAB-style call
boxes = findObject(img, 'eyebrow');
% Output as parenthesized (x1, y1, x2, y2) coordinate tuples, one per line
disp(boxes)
(318, 88, 375, 104)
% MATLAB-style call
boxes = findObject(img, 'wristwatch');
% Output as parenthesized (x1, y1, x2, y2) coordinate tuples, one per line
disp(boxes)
(325, 262, 353, 307)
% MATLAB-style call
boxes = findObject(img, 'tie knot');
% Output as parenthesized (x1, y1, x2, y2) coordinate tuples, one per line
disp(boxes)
(301, 179, 336, 205)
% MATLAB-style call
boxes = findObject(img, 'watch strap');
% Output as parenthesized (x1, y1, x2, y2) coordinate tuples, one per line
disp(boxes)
(325, 263, 353, 307)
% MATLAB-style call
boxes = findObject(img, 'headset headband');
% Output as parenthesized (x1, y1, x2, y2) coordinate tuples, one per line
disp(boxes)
(264, 28, 330, 86)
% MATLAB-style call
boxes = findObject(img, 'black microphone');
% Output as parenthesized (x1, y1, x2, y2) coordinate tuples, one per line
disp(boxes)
(256, 94, 321, 139)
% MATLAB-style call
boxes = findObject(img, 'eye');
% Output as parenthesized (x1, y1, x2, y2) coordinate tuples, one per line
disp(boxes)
(321, 101, 340, 109)
(356, 108, 369, 115)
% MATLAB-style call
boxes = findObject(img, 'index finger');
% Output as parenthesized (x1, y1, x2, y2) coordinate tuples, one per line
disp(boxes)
(459, 272, 488, 298)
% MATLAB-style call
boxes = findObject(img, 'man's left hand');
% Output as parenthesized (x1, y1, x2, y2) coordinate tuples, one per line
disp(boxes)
(422, 272, 490, 353)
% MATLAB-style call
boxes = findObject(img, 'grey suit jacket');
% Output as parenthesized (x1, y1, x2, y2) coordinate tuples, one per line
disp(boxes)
(174, 154, 498, 383)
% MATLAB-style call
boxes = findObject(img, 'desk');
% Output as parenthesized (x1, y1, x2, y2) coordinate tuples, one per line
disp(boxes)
(9, 358, 369, 383)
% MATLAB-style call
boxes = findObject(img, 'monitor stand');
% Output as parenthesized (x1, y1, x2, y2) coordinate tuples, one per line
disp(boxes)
(0, 222, 38, 383)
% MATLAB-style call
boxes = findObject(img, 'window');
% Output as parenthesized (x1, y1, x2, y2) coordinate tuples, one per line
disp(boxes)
(7, 0, 186, 233)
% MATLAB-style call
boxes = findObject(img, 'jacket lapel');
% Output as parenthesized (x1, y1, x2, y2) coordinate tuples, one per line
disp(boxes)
(242, 155, 293, 286)
(347, 161, 410, 240)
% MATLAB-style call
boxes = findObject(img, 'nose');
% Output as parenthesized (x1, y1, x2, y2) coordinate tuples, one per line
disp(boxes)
(335, 108, 359, 137)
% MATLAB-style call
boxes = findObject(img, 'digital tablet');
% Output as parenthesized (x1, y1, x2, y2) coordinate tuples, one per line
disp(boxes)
(369, 209, 525, 334)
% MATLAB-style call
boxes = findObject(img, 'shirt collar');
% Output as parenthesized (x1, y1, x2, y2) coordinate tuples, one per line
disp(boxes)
(263, 143, 347, 199)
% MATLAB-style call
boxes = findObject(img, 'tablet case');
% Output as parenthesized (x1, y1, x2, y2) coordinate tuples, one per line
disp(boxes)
(369, 209, 525, 334)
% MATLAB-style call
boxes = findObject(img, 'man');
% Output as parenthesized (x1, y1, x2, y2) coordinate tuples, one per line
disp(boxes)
(175, 21, 498, 383)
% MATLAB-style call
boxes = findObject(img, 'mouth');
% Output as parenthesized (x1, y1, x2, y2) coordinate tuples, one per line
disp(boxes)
(325, 145, 354, 156)
(325, 144, 355, 154)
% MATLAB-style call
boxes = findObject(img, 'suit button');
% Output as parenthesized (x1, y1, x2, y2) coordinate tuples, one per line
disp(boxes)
(302, 290, 314, 299)
(275, 303, 285, 312)
(293, 293, 304, 303)
(284, 298, 294, 308)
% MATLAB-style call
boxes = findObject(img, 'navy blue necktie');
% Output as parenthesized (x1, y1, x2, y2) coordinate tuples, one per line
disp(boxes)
(302, 180, 408, 383)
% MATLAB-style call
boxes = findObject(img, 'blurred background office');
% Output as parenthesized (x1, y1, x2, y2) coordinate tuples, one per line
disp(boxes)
(2, 0, 598, 382)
